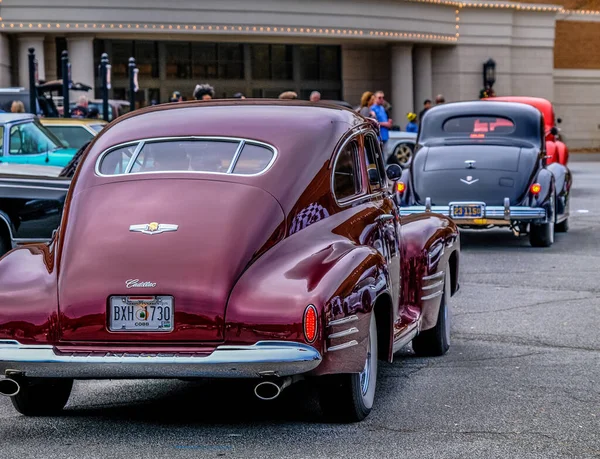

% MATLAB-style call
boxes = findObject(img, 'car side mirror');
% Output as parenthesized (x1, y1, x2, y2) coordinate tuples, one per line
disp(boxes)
(368, 168, 381, 186)
(550, 126, 558, 136)
(386, 164, 402, 181)
(556, 117, 562, 124)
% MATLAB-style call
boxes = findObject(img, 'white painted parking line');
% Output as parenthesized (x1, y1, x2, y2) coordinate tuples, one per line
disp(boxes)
(576, 209, 590, 213)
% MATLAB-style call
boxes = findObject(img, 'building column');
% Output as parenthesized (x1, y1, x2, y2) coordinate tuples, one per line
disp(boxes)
(390, 45, 414, 128)
(67, 35, 95, 97)
(413, 46, 432, 115)
(18, 35, 46, 88)
(0, 34, 10, 87)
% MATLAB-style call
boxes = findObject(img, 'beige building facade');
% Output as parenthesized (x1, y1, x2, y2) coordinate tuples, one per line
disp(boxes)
(0, 0, 598, 147)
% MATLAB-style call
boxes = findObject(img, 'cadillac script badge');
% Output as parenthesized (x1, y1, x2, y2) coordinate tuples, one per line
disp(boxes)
(129, 222, 179, 235)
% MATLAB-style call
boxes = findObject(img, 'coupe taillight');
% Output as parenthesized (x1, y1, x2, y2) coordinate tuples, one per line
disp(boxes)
(303, 305, 318, 343)
(396, 182, 406, 193)
(530, 183, 542, 195)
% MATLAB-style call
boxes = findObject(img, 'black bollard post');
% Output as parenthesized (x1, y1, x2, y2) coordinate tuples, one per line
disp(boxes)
(128, 57, 137, 113)
(28, 48, 37, 115)
(100, 53, 110, 121)
(61, 50, 71, 118)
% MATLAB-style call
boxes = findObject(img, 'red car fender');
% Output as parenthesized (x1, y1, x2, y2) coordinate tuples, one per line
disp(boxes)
(400, 214, 460, 333)
(224, 228, 389, 376)
(555, 141, 569, 165)
(546, 141, 558, 165)
(0, 244, 60, 345)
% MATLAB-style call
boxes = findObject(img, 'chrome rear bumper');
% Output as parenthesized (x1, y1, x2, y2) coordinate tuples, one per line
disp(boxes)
(0, 340, 322, 379)
(400, 198, 547, 225)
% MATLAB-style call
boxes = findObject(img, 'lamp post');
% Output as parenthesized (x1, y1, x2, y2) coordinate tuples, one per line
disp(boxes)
(99, 53, 110, 121)
(128, 57, 138, 113)
(483, 58, 496, 89)
(27, 48, 37, 115)
(61, 50, 71, 118)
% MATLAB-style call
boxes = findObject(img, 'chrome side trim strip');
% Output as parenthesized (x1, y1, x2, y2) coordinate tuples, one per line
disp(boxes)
(421, 290, 443, 301)
(328, 327, 359, 339)
(392, 323, 419, 353)
(422, 271, 444, 281)
(0, 340, 321, 379)
(422, 280, 444, 291)
(327, 315, 359, 327)
(327, 340, 359, 352)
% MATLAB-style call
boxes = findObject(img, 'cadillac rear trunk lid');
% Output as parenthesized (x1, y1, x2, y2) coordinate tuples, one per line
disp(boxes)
(57, 178, 284, 343)
(413, 144, 536, 206)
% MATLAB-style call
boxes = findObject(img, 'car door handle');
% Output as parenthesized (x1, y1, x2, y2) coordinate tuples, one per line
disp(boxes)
(376, 214, 395, 223)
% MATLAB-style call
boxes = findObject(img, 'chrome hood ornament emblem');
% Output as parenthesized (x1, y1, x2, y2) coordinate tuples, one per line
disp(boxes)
(460, 176, 479, 185)
(129, 222, 179, 235)
(465, 160, 476, 169)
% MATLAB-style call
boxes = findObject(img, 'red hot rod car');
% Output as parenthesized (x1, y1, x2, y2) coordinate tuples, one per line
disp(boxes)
(0, 100, 460, 422)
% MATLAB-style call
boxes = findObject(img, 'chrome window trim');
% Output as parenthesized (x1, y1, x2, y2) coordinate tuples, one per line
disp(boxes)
(227, 140, 245, 174)
(331, 130, 367, 206)
(94, 136, 278, 178)
(124, 141, 145, 174)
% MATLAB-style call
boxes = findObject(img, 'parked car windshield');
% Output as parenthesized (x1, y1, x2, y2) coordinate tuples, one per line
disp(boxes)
(8, 120, 63, 155)
(442, 116, 516, 137)
(98, 139, 275, 176)
(46, 125, 95, 150)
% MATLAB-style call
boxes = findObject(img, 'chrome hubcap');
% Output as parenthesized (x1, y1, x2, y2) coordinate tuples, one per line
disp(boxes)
(395, 144, 412, 165)
(360, 338, 372, 395)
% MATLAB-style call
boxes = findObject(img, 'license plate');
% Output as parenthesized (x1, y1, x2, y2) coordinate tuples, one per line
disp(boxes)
(109, 296, 173, 332)
(451, 204, 484, 219)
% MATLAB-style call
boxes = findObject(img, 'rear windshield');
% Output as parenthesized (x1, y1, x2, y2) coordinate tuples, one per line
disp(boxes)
(442, 116, 515, 137)
(98, 138, 276, 176)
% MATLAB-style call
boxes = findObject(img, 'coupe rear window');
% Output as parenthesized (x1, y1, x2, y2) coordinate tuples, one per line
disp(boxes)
(98, 138, 276, 176)
(442, 116, 515, 136)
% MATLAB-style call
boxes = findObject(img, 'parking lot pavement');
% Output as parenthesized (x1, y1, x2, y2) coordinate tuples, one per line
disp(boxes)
(1, 163, 599, 459)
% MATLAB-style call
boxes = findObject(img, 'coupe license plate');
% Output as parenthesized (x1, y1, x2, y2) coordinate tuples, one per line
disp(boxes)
(109, 296, 174, 332)
(451, 204, 484, 219)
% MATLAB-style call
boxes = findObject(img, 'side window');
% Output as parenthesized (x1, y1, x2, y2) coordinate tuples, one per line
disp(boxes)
(0, 126, 4, 155)
(364, 134, 386, 190)
(98, 144, 140, 175)
(333, 140, 360, 201)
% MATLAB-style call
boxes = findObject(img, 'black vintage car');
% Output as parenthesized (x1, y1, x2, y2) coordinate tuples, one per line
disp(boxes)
(396, 101, 571, 247)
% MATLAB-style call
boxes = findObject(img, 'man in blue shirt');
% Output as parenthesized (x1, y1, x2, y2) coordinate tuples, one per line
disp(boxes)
(370, 91, 393, 144)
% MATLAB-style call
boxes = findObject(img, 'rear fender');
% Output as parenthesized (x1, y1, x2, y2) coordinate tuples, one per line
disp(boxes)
(556, 141, 569, 165)
(0, 244, 59, 345)
(546, 162, 572, 217)
(530, 168, 555, 210)
(400, 213, 459, 332)
(225, 223, 389, 376)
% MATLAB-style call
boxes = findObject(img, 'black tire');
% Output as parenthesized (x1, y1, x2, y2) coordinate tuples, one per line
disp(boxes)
(529, 194, 556, 247)
(413, 268, 451, 357)
(11, 378, 73, 416)
(556, 218, 569, 233)
(319, 312, 378, 423)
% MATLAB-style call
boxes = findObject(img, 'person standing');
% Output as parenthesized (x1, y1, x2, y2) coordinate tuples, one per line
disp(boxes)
(406, 113, 418, 133)
(370, 91, 393, 144)
(71, 96, 89, 118)
(310, 91, 321, 102)
(435, 94, 445, 105)
(193, 84, 215, 100)
(358, 91, 376, 118)
(10, 100, 25, 113)
(418, 99, 431, 123)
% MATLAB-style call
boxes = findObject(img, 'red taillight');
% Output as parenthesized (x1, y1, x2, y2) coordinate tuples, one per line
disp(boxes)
(396, 182, 406, 193)
(530, 183, 542, 195)
(303, 305, 318, 343)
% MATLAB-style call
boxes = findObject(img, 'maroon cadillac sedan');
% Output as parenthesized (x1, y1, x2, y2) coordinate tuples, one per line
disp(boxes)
(0, 100, 460, 422)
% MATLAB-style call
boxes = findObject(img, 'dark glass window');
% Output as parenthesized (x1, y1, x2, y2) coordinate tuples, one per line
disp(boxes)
(442, 116, 515, 136)
(192, 43, 217, 79)
(134, 41, 159, 78)
(334, 141, 360, 200)
(299, 45, 340, 81)
(251, 44, 292, 80)
(364, 134, 385, 190)
(93, 39, 105, 79)
(218, 43, 244, 79)
(110, 40, 133, 78)
(56, 37, 67, 79)
(45, 126, 94, 150)
(165, 42, 192, 79)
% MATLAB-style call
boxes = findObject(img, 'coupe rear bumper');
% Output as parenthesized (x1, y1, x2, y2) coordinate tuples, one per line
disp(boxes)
(0, 340, 322, 379)
(400, 199, 547, 225)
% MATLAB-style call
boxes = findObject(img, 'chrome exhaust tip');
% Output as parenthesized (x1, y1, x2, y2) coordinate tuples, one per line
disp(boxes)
(254, 381, 282, 401)
(0, 378, 20, 397)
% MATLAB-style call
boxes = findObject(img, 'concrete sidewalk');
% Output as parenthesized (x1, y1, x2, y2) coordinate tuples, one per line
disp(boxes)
(570, 152, 600, 161)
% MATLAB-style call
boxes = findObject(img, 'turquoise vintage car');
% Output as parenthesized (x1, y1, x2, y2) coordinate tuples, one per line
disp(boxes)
(0, 114, 78, 167)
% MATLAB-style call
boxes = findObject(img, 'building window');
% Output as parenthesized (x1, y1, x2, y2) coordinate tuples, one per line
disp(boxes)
(192, 43, 218, 79)
(110, 40, 134, 78)
(217, 43, 244, 79)
(191, 43, 243, 79)
(166, 42, 192, 79)
(135, 41, 159, 79)
(299, 45, 340, 81)
(56, 37, 67, 79)
(251, 44, 293, 80)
